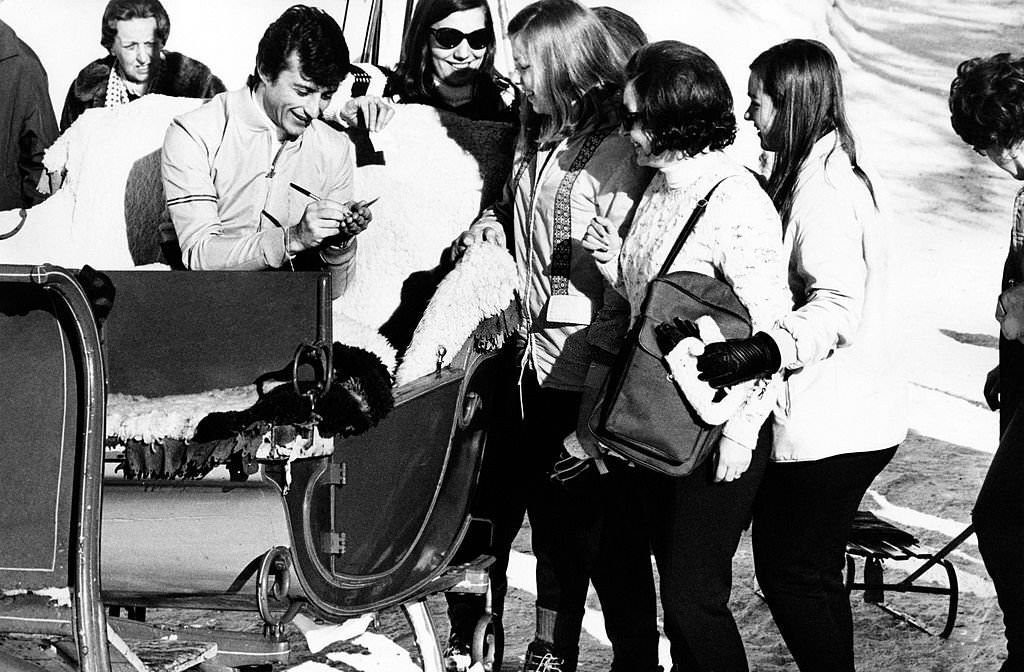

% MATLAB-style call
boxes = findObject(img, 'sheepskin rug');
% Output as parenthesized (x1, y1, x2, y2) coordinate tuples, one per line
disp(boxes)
(395, 241, 517, 385)
(0, 94, 202, 268)
(332, 103, 511, 329)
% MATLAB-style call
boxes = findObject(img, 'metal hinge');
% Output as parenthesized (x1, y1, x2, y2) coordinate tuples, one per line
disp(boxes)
(324, 462, 347, 486)
(321, 531, 347, 555)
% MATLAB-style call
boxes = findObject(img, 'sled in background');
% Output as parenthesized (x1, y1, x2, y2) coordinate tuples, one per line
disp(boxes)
(845, 510, 973, 639)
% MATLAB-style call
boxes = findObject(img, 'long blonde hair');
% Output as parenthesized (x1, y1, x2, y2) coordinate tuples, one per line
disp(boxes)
(509, 0, 626, 146)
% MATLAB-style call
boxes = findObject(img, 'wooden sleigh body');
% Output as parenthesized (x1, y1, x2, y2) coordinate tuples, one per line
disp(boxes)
(0, 264, 510, 672)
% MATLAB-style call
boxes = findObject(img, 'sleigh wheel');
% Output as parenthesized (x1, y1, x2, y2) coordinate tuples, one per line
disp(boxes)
(472, 613, 501, 672)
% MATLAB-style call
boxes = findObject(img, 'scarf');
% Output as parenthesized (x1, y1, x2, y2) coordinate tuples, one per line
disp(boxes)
(104, 65, 132, 108)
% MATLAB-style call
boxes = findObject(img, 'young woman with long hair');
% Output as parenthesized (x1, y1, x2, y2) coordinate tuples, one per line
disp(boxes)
(452, 2, 659, 671)
(693, 38, 908, 671)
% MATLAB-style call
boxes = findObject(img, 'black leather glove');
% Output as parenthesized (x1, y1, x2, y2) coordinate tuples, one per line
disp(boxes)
(654, 317, 700, 355)
(696, 331, 782, 389)
(76, 264, 115, 327)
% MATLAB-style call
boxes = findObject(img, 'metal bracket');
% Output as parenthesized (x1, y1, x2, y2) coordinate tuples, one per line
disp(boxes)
(321, 531, 347, 556)
(324, 462, 347, 486)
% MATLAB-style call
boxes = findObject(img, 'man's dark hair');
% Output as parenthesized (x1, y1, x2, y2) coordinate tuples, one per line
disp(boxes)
(250, 5, 349, 89)
(950, 53, 1024, 152)
(625, 40, 736, 157)
(100, 0, 170, 50)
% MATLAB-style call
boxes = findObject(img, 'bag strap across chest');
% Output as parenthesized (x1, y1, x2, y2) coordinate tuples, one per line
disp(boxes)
(656, 177, 730, 278)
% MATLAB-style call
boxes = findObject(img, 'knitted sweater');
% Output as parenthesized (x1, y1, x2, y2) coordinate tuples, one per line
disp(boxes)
(616, 151, 790, 450)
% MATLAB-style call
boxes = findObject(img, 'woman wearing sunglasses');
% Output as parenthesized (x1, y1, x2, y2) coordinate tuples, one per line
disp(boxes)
(594, 40, 788, 672)
(386, 0, 517, 123)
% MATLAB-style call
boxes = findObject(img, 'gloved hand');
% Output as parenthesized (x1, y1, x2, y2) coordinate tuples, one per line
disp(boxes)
(983, 365, 1000, 411)
(76, 264, 115, 327)
(696, 331, 781, 389)
(654, 317, 700, 354)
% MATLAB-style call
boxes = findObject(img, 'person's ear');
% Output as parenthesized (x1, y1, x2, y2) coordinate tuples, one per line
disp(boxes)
(256, 64, 273, 87)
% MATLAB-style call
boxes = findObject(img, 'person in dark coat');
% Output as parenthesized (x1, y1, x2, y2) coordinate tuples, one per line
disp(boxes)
(0, 19, 59, 211)
(60, 0, 225, 131)
(950, 52, 1024, 672)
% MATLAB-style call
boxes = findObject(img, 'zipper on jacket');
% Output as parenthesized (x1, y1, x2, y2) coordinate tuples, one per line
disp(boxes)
(266, 141, 288, 179)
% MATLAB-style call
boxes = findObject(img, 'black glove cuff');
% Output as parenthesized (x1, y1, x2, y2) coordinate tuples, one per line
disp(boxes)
(752, 331, 782, 375)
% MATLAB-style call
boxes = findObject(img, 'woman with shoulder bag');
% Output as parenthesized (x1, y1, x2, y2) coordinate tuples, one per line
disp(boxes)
(451, 2, 660, 671)
(692, 39, 908, 671)
(581, 40, 789, 672)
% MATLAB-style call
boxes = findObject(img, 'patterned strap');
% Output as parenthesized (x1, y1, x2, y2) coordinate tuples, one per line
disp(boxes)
(551, 131, 611, 294)
(510, 145, 537, 198)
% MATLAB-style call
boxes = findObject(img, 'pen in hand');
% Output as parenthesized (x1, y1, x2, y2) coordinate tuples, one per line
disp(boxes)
(290, 182, 380, 210)
(290, 182, 321, 201)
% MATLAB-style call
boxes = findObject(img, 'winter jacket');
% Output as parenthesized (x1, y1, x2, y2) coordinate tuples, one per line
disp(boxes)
(161, 87, 357, 296)
(768, 132, 908, 461)
(474, 127, 651, 391)
(61, 52, 225, 131)
(0, 20, 58, 211)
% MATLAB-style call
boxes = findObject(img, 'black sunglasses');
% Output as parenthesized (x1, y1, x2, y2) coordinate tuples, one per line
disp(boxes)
(619, 109, 641, 128)
(430, 27, 493, 50)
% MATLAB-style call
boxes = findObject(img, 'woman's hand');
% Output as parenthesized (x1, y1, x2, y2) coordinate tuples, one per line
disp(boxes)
(340, 95, 395, 132)
(447, 222, 505, 264)
(581, 216, 620, 264)
(697, 331, 782, 389)
(997, 284, 1024, 340)
(714, 435, 752, 483)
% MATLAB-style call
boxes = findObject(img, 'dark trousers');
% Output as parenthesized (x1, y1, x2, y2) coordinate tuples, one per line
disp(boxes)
(638, 424, 771, 672)
(522, 370, 660, 671)
(752, 446, 897, 672)
(974, 396, 1024, 672)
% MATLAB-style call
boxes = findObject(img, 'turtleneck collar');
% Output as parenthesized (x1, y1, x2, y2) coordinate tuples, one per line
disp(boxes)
(433, 76, 474, 109)
(659, 150, 730, 190)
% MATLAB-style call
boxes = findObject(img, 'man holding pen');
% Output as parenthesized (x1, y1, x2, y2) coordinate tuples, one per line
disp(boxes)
(161, 5, 372, 298)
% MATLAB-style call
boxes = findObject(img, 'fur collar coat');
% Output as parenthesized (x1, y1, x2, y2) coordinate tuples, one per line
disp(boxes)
(60, 51, 225, 131)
